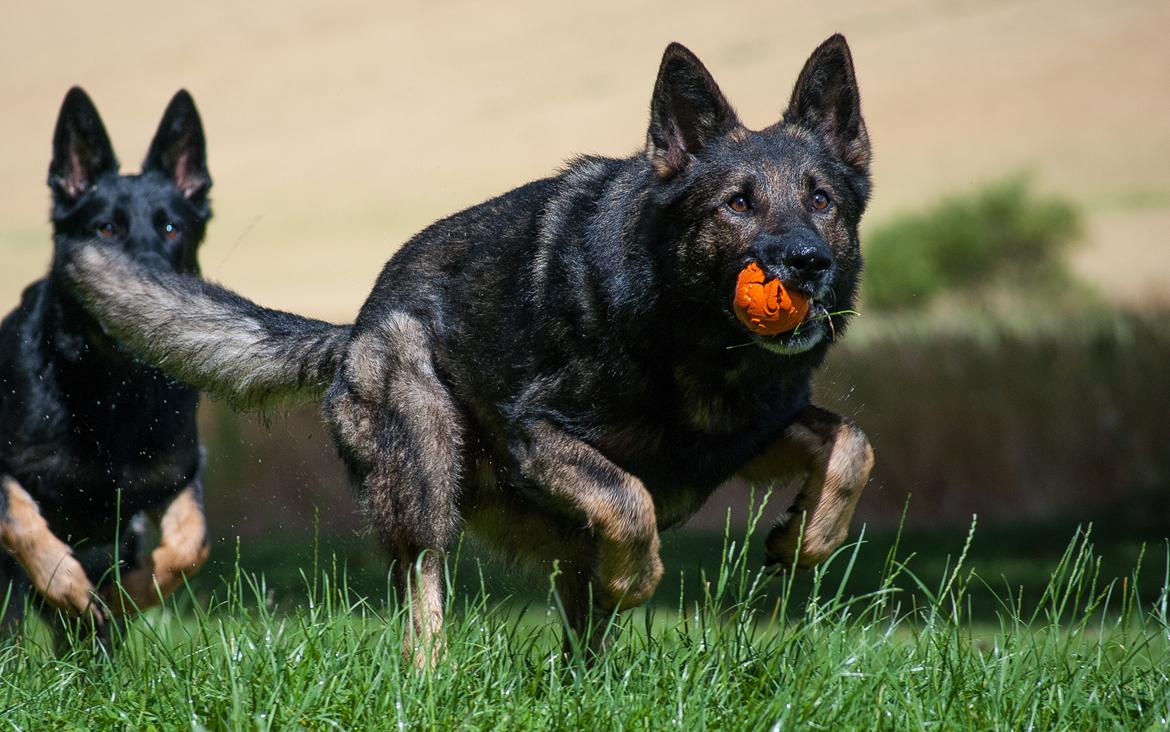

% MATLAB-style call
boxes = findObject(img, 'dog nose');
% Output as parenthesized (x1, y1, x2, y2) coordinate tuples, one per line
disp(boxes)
(782, 241, 832, 281)
(781, 230, 837, 281)
(753, 229, 834, 285)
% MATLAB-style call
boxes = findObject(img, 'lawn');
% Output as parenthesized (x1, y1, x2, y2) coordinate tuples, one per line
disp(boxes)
(2, 518, 1167, 731)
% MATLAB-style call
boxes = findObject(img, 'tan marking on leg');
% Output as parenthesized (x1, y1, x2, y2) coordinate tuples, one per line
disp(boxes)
(521, 422, 663, 611)
(0, 477, 101, 622)
(103, 485, 209, 617)
(742, 407, 874, 569)
(398, 551, 445, 669)
(590, 476, 663, 611)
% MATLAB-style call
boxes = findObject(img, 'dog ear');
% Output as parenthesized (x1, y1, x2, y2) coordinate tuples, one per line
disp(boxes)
(646, 43, 740, 179)
(784, 34, 870, 173)
(48, 87, 118, 201)
(143, 90, 211, 200)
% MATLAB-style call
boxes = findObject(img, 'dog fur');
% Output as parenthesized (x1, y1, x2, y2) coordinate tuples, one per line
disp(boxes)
(0, 88, 215, 633)
(61, 36, 875, 661)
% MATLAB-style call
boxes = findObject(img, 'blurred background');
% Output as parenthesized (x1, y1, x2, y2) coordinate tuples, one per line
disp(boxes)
(2, 0, 1168, 609)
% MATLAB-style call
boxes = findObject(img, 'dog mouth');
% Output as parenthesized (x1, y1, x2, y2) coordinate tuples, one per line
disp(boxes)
(729, 264, 838, 354)
(750, 301, 830, 354)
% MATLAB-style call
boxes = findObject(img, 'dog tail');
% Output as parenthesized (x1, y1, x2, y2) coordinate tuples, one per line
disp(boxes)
(61, 241, 351, 411)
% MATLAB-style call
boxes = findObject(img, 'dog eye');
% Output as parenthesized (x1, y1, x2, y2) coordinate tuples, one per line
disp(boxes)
(810, 190, 832, 211)
(726, 194, 752, 214)
(163, 222, 182, 241)
(95, 222, 118, 239)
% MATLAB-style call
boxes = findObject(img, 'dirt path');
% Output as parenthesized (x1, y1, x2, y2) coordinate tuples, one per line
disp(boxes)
(2, 0, 1167, 318)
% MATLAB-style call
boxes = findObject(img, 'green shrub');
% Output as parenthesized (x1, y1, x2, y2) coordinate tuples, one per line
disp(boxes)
(863, 177, 1083, 310)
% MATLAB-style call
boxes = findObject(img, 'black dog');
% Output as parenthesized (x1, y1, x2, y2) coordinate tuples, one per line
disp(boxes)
(0, 88, 212, 632)
(62, 36, 874, 662)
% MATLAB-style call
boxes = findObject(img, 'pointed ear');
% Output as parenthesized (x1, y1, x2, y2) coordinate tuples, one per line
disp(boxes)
(48, 87, 118, 201)
(143, 90, 211, 200)
(646, 43, 740, 179)
(784, 34, 870, 172)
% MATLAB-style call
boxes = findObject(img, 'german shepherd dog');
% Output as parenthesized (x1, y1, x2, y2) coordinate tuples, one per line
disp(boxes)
(0, 89, 212, 634)
(61, 35, 874, 661)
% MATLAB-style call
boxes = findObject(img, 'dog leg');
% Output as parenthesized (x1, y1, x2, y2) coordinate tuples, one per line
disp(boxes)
(102, 483, 209, 617)
(511, 419, 664, 624)
(391, 548, 446, 669)
(326, 313, 464, 668)
(0, 476, 102, 624)
(553, 560, 620, 660)
(740, 405, 874, 569)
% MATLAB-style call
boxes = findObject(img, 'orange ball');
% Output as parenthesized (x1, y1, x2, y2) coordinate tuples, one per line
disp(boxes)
(732, 262, 810, 336)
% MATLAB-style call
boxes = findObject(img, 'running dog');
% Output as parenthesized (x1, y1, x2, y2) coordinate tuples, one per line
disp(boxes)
(0, 88, 212, 634)
(61, 36, 874, 661)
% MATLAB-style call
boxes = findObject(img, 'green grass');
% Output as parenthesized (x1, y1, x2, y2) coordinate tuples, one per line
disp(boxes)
(2, 517, 1168, 730)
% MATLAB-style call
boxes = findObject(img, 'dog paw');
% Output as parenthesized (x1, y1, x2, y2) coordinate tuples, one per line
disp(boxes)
(763, 511, 843, 572)
(596, 539, 664, 610)
(45, 569, 105, 625)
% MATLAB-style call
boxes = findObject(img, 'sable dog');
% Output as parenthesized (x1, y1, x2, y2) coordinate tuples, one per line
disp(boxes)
(61, 36, 874, 661)
(0, 89, 212, 632)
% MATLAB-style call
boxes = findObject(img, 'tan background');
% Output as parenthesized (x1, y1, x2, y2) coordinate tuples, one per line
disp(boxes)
(2, 0, 1168, 321)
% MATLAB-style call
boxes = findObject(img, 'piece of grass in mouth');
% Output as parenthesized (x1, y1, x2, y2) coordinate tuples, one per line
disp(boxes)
(726, 308, 861, 349)
(793, 308, 861, 339)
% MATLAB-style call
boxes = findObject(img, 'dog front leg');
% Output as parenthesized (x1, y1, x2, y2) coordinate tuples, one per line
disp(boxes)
(512, 419, 664, 617)
(740, 405, 874, 569)
(102, 483, 209, 617)
(0, 476, 103, 623)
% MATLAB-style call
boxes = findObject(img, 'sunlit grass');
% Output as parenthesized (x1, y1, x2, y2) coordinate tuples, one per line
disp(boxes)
(2, 514, 1168, 730)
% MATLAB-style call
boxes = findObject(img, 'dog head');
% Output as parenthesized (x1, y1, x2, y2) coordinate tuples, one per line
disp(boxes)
(49, 87, 212, 276)
(645, 35, 871, 355)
